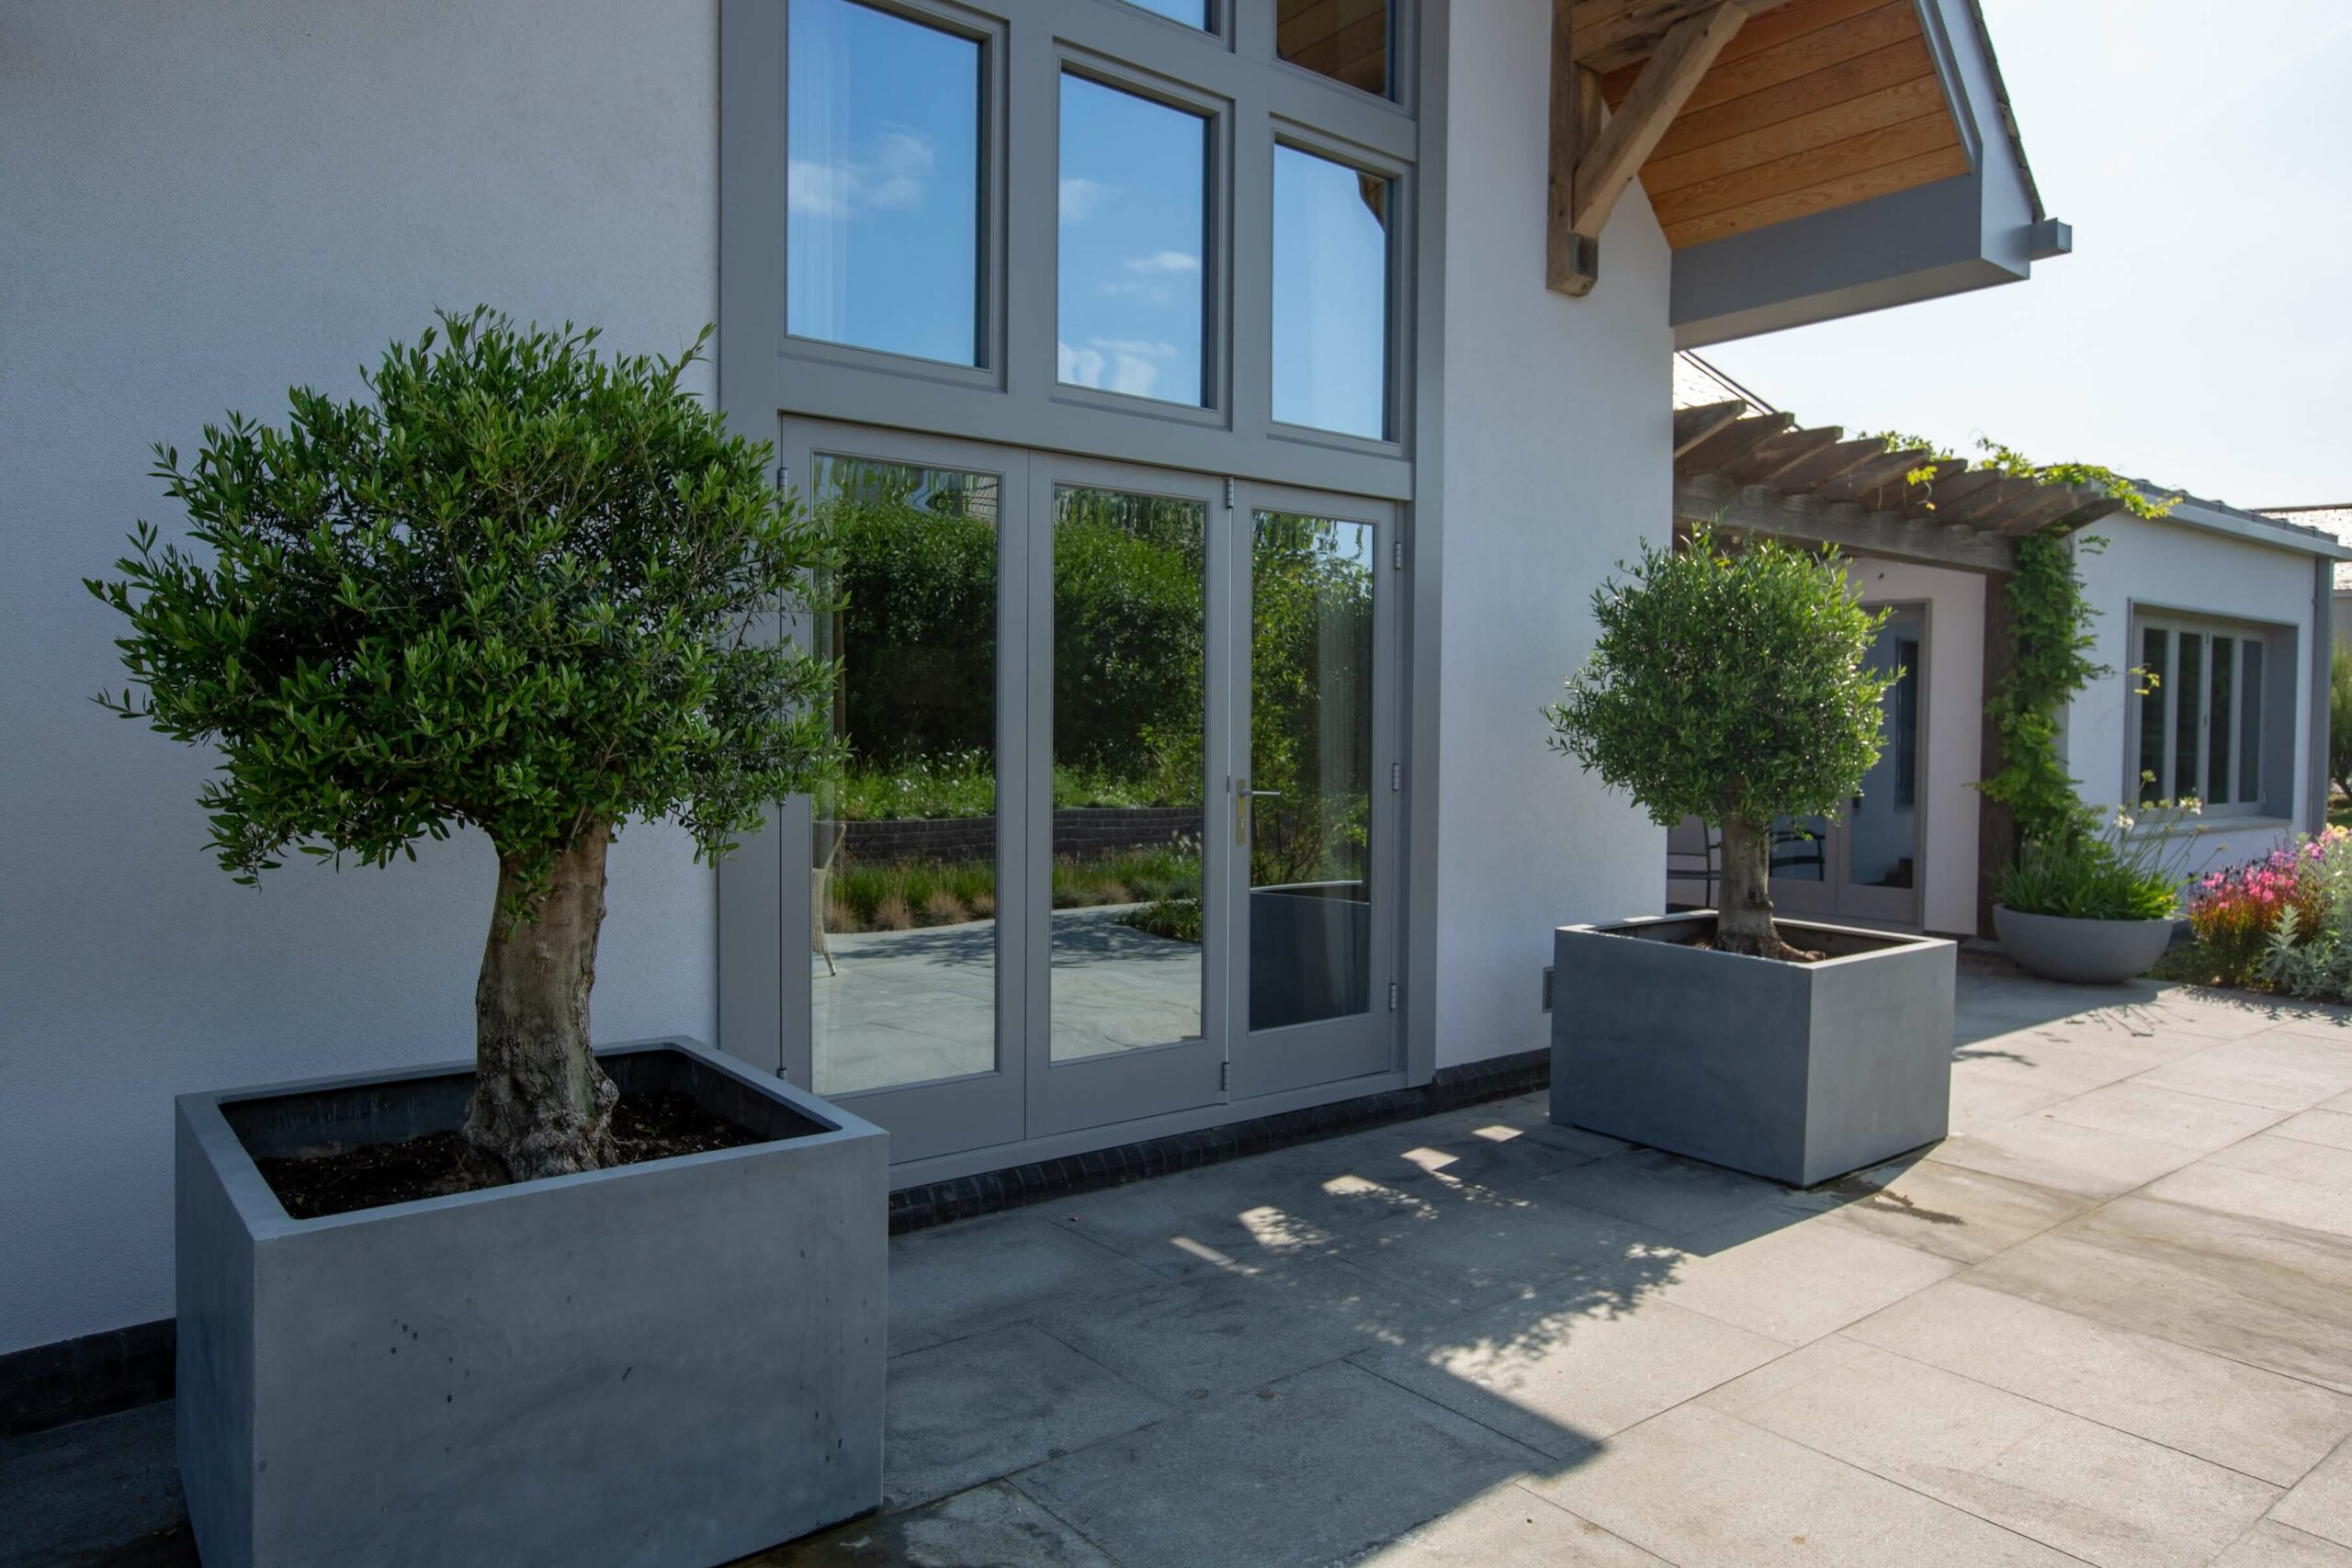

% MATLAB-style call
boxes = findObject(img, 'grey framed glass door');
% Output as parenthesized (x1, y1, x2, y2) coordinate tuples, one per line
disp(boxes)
(781, 419, 1033, 1164)
(771, 428, 1394, 1159)
(1769, 602, 1926, 929)
(1225, 483, 1399, 1099)
(1021, 457, 1233, 1138)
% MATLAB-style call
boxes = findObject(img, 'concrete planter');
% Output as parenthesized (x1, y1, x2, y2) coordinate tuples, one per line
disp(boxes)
(1993, 904, 2175, 985)
(1551, 913, 1955, 1187)
(175, 1038, 887, 1568)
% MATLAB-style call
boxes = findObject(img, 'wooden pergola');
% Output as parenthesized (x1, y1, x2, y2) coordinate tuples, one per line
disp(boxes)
(1673, 399, 2126, 574)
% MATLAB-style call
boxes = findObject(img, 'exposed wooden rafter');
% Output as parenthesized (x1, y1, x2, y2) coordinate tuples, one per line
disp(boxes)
(1551, 1, 1757, 295)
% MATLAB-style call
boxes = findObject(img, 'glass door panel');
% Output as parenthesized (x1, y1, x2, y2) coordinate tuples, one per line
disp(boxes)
(811, 452, 1002, 1096)
(1046, 484, 1209, 1061)
(1838, 607, 1925, 926)
(1229, 488, 1396, 1099)
(1766, 603, 1924, 929)
(782, 420, 1029, 1164)
(1025, 460, 1229, 1138)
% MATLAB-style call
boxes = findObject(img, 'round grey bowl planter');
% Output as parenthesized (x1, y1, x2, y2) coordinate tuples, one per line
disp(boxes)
(1993, 904, 2175, 985)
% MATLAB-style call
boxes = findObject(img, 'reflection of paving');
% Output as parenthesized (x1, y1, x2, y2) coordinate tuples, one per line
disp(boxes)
(813, 906, 1201, 1095)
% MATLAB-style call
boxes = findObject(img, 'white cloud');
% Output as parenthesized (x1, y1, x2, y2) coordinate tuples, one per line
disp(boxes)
(863, 130, 935, 210)
(1124, 250, 1200, 275)
(787, 159, 855, 218)
(1058, 337, 1176, 400)
(1059, 177, 1111, 222)
(1057, 339, 1106, 388)
(787, 127, 939, 219)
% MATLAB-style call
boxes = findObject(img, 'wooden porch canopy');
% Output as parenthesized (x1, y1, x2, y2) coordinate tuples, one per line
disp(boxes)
(1673, 399, 2126, 573)
(1550, 0, 2036, 310)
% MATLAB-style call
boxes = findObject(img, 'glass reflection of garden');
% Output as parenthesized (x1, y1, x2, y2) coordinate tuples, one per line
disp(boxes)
(807, 456, 1374, 1087)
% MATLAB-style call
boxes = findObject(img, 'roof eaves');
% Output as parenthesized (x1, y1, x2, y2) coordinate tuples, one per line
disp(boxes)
(1960, 0, 2046, 225)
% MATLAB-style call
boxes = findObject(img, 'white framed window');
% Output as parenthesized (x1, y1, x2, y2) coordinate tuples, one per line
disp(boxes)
(2131, 614, 2274, 815)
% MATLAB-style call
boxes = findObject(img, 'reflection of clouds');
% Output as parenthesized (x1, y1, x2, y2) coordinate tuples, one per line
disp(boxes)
(1059, 337, 1178, 398)
(1125, 249, 1200, 275)
(789, 127, 936, 217)
(1059, 175, 1111, 221)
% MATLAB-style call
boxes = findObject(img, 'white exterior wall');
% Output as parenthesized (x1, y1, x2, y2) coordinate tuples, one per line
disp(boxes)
(1846, 558, 1985, 936)
(2066, 513, 2321, 882)
(1430, 0, 1673, 1067)
(0, 3, 721, 1355)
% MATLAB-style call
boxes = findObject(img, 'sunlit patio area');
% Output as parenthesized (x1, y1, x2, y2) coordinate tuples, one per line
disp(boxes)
(16, 952, 2352, 1566)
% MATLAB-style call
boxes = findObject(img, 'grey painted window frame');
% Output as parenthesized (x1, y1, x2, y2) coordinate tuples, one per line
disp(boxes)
(2124, 605, 2293, 821)
(718, 0, 1445, 1179)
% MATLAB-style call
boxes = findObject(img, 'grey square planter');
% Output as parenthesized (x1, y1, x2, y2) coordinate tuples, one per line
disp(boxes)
(1551, 914, 1955, 1187)
(175, 1038, 887, 1568)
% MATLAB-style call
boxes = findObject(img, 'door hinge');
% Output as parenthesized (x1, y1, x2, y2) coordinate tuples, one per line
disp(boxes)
(1219, 1059, 1231, 1091)
(1390, 761, 1401, 793)
(1387, 981, 1399, 1012)
(1392, 536, 1405, 570)
(1224, 476, 1237, 508)
(775, 464, 789, 493)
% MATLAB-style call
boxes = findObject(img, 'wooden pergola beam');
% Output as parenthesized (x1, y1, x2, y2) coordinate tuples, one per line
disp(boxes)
(1671, 398, 1748, 457)
(1762, 435, 1889, 493)
(1677, 410, 1794, 473)
(1678, 474, 2018, 574)
(1551, 1, 1751, 296)
(1729, 425, 1848, 485)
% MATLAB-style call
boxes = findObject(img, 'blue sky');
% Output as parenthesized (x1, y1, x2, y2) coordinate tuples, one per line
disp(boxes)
(1702, 0, 2352, 509)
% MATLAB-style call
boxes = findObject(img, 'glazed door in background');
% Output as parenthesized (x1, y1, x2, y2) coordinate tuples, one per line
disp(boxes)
(1769, 603, 1927, 929)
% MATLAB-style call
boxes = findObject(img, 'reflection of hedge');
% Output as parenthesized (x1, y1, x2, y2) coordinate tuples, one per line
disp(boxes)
(822, 470, 1205, 775)
(820, 471, 1374, 870)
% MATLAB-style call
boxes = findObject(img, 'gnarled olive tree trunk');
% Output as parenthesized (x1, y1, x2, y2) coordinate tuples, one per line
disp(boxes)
(1715, 815, 1800, 962)
(464, 822, 618, 1182)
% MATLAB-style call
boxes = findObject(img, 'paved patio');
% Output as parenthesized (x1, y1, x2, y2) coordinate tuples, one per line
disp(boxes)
(13, 955, 2352, 1566)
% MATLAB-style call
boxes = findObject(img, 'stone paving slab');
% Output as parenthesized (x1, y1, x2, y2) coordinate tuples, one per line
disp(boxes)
(14, 965, 2352, 1567)
(1846, 1278, 2352, 1485)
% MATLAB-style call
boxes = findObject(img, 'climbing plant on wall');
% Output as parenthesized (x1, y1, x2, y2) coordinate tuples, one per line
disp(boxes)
(1856, 431, 2177, 852)
(1980, 530, 2110, 847)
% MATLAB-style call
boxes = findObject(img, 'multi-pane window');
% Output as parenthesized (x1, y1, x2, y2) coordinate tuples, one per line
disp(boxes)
(774, 0, 1415, 471)
(2134, 618, 2268, 811)
(787, 0, 984, 367)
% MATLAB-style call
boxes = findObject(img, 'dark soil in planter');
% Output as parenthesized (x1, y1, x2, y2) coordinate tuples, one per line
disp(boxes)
(1675, 932, 1829, 963)
(254, 1090, 765, 1219)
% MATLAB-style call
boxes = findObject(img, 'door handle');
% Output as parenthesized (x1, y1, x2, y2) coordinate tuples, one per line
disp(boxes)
(1234, 778, 1282, 843)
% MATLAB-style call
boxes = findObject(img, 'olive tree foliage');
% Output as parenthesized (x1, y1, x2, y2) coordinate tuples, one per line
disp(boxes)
(1546, 528, 1891, 958)
(88, 309, 839, 1179)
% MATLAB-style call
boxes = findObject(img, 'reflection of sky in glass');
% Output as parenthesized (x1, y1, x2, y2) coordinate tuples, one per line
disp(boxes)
(1273, 145, 1389, 440)
(788, 0, 979, 366)
(1123, 0, 1209, 26)
(1057, 75, 1207, 407)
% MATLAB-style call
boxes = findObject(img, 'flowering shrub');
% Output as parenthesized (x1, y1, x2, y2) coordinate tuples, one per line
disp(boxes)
(1996, 804, 2197, 923)
(2185, 829, 2347, 988)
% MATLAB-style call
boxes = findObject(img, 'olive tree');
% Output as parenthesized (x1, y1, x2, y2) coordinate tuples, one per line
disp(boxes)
(1546, 527, 1891, 960)
(88, 309, 837, 1180)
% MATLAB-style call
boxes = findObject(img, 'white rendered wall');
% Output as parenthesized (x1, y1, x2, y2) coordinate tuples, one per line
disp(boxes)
(0, 3, 721, 1355)
(1847, 558, 1985, 936)
(1430, 0, 1673, 1068)
(2066, 515, 2319, 882)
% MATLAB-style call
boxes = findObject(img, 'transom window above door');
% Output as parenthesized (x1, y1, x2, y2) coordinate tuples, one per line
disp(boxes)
(1056, 73, 1213, 409)
(786, 0, 986, 367)
(764, 0, 1419, 499)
